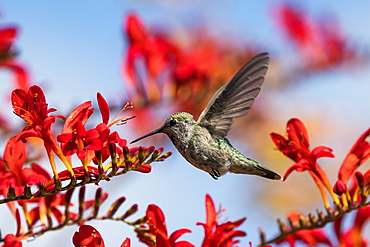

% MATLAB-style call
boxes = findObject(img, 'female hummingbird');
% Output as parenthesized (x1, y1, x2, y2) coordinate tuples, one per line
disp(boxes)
(131, 52, 281, 180)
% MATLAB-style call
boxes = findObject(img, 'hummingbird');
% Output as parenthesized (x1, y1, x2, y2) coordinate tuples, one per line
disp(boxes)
(131, 52, 281, 180)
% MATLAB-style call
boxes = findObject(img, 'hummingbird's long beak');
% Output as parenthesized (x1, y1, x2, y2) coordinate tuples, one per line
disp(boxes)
(130, 128, 162, 144)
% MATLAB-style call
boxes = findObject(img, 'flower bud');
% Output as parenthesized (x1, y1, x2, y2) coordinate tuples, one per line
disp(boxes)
(333, 180, 346, 196)
(355, 171, 364, 189)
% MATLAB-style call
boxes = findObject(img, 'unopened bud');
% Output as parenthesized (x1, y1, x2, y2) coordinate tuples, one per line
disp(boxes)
(355, 171, 364, 189)
(333, 180, 346, 196)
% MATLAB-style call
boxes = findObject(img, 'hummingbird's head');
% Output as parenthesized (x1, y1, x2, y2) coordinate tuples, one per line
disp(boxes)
(130, 112, 196, 144)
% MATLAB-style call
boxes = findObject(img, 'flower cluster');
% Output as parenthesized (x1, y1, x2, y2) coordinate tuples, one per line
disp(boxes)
(268, 118, 370, 246)
(123, 13, 261, 125)
(0, 84, 172, 246)
(72, 195, 247, 247)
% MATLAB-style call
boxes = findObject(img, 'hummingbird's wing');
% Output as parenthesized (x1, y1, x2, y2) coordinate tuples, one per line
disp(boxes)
(197, 52, 270, 138)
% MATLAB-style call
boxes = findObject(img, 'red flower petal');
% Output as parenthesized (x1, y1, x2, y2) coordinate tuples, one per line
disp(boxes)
(3, 234, 22, 247)
(21, 167, 50, 185)
(353, 205, 370, 231)
(311, 146, 335, 160)
(72, 225, 105, 247)
(97, 93, 110, 125)
(2, 62, 30, 90)
(275, 3, 313, 46)
(287, 118, 310, 150)
(338, 128, 370, 184)
(63, 101, 94, 133)
(0, 27, 17, 50)
(133, 164, 152, 173)
(156, 233, 171, 247)
(125, 13, 147, 44)
(205, 194, 217, 229)
(146, 204, 168, 238)
(11, 88, 27, 116)
(282, 159, 310, 180)
(3, 136, 26, 177)
(169, 229, 192, 244)
(120, 238, 131, 247)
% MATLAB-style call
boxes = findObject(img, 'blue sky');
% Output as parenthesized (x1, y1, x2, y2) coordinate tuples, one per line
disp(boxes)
(1, 1, 370, 246)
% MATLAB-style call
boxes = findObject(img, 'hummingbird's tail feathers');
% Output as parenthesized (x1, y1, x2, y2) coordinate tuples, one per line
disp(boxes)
(229, 160, 282, 180)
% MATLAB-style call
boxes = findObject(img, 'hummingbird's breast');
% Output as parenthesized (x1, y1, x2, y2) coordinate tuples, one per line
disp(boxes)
(172, 125, 232, 176)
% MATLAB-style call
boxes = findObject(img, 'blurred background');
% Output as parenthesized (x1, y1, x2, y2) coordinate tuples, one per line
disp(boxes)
(0, 0, 369, 246)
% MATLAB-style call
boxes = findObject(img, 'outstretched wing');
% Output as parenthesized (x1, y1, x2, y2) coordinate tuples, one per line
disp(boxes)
(197, 52, 270, 138)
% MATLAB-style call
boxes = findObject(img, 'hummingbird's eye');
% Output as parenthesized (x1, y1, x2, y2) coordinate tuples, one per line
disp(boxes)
(169, 119, 177, 126)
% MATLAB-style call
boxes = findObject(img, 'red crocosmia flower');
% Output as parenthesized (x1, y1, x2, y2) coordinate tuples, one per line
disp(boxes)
(57, 120, 103, 160)
(136, 204, 194, 247)
(334, 205, 370, 247)
(197, 194, 246, 247)
(2, 234, 23, 247)
(271, 118, 338, 208)
(0, 137, 50, 226)
(73, 225, 105, 247)
(12, 85, 65, 135)
(270, 118, 334, 179)
(338, 128, 370, 185)
(276, 212, 332, 246)
(92, 123, 127, 164)
(0, 137, 49, 197)
(11, 85, 73, 177)
(57, 101, 97, 160)
(58, 93, 131, 162)
(93, 93, 131, 162)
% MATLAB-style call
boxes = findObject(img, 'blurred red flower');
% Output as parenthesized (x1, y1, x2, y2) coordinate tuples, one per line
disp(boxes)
(136, 204, 194, 247)
(197, 194, 246, 247)
(0, 23, 29, 89)
(12, 85, 65, 141)
(334, 205, 370, 247)
(124, 13, 179, 106)
(274, 3, 355, 71)
(2, 234, 22, 247)
(123, 13, 260, 136)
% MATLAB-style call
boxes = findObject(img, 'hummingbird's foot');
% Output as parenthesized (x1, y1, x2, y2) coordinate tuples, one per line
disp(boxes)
(210, 168, 220, 180)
